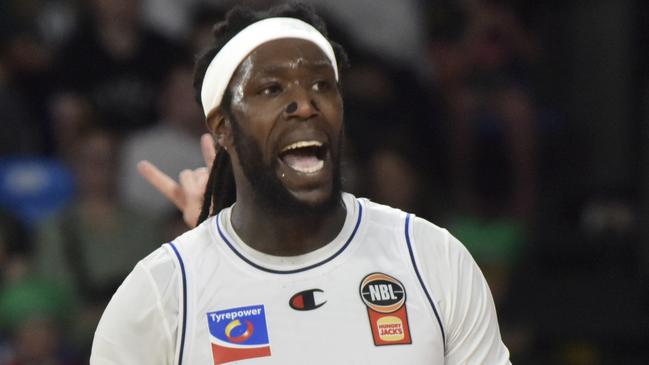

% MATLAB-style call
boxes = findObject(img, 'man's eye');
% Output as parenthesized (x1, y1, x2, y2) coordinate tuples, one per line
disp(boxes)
(260, 84, 282, 96)
(312, 80, 330, 92)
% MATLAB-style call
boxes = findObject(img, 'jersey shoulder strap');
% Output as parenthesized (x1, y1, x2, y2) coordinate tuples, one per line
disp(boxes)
(403, 213, 447, 351)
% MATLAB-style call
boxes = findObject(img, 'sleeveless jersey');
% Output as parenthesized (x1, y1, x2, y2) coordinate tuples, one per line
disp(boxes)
(91, 193, 510, 364)
(166, 193, 445, 364)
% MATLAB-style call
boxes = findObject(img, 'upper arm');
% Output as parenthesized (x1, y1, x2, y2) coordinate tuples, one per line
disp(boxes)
(90, 256, 177, 365)
(412, 218, 510, 364)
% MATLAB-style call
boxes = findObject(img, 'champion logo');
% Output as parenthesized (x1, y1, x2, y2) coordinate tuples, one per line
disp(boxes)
(289, 289, 326, 311)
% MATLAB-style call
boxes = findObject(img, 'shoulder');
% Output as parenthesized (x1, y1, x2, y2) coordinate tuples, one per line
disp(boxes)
(349, 195, 457, 264)
(138, 245, 179, 289)
(102, 245, 180, 319)
(370, 207, 480, 314)
(169, 216, 218, 255)
(407, 215, 481, 295)
(354, 195, 408, 232)
(92, 219, 221, 364)
(409, 216, 467, 262)
(354, 195, 452, 251)
(92, 246, 179, 364)
(404, 216, 511, 363)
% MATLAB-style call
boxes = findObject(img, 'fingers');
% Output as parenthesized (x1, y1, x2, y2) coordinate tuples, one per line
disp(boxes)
(179, 168, 209, 205)
(179, 167, 209, 228)
(137, 160, 183, 209)
(193, 167, 209, 192)
(179, 169, 200, 195)
(201, 133, 217, 170)
(138, 160, 211, 229)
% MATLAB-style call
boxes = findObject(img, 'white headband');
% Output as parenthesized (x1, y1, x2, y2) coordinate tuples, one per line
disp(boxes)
(200, 17, 339, 117)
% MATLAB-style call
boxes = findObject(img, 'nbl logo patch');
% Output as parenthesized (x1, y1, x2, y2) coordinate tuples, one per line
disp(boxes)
(207, 305, 271, 364)
(359, 273, 412, 346)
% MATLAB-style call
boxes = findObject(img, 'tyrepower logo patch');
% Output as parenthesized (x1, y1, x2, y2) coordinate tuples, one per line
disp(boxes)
(207, 305, 271, 364)
(359, 273, 412, 346)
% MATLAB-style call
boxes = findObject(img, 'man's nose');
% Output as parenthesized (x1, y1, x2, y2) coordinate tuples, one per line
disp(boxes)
(284, 87, 319, 119)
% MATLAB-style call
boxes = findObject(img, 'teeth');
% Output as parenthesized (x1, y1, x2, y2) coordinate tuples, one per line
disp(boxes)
(280, 140, 323, 153)
(292, 160, 324, 174)
(279, 140, 325, 174)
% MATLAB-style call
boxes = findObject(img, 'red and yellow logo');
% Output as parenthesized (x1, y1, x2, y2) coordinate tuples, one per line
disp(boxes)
(359, 272, 412, 346)
(376, 316, 405, 342)
(224, 319, 254, 343)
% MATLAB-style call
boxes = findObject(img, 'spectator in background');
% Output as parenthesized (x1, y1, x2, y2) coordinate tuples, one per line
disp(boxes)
(0, 212, 31, 287)
(339, 45, 447, 221)
(35, 128, 161, 301)
(141, 0, 202, 41)
(424, 2, 540, 358)
(119, 62, 205, 217)
(0, 0, 60, 154)
(303, 0, 426, 70)
(0, 211, 80, 364)
(56, 0, 181, 134)
(425, 1, 538, 242)
(0, 58, 40, 155)
(450, 0, 538, 221)
(426, 0, 539, 222)
(340, 50, 403, 159)
(366, 147, 425, 215)
(187, 4, 227, 56)
(33, 128, 160, 353)
(0, 282, 77, 365)
(48, 93, 97, 163)
(397, 14, 541, 359)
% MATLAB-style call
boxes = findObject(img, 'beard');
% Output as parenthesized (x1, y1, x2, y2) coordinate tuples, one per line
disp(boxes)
(230, 119, 343, 217)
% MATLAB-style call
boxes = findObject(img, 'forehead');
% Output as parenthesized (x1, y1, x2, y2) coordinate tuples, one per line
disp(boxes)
(237, 38, 334, 77)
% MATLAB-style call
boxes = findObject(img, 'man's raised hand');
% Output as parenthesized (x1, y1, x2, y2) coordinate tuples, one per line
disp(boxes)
(137, 133, 216, 228)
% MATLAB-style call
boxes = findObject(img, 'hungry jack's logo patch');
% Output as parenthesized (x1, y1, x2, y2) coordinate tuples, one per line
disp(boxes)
(207, 305, 271, 364)
(359, 273, 412, 346)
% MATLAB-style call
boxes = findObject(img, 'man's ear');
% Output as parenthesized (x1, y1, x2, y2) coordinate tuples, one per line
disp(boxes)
(206, 109, 233, 151)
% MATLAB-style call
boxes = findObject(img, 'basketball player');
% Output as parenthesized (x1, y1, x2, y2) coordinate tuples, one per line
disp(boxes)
(91, 4, 511, 364)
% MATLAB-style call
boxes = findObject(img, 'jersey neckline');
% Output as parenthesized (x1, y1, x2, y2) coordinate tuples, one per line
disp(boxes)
(214, 193, 363, 274)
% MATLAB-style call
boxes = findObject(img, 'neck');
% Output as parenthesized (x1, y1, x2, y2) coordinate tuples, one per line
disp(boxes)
(230, 193, 346, 256)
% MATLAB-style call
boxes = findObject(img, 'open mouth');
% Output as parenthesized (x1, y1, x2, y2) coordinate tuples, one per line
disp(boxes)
(278, 140, 327, 174)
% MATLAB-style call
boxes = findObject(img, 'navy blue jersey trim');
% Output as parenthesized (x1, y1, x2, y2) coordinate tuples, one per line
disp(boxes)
(404, 214, 446, 350)
(168, 242, 188, 365)
(216, 200, 363, 274)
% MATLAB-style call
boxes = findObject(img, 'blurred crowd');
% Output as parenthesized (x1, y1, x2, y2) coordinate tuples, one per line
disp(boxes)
(0, 0, 647, 364)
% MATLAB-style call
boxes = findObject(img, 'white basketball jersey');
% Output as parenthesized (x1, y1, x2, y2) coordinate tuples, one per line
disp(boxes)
(91, 192, 510, 365)
(166, 193, 446, 364)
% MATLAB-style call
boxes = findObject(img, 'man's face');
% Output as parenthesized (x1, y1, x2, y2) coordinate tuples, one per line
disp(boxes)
(224, 38, 344, 214)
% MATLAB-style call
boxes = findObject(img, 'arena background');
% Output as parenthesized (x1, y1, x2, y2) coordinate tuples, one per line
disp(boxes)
(0, 0, 648, 363)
